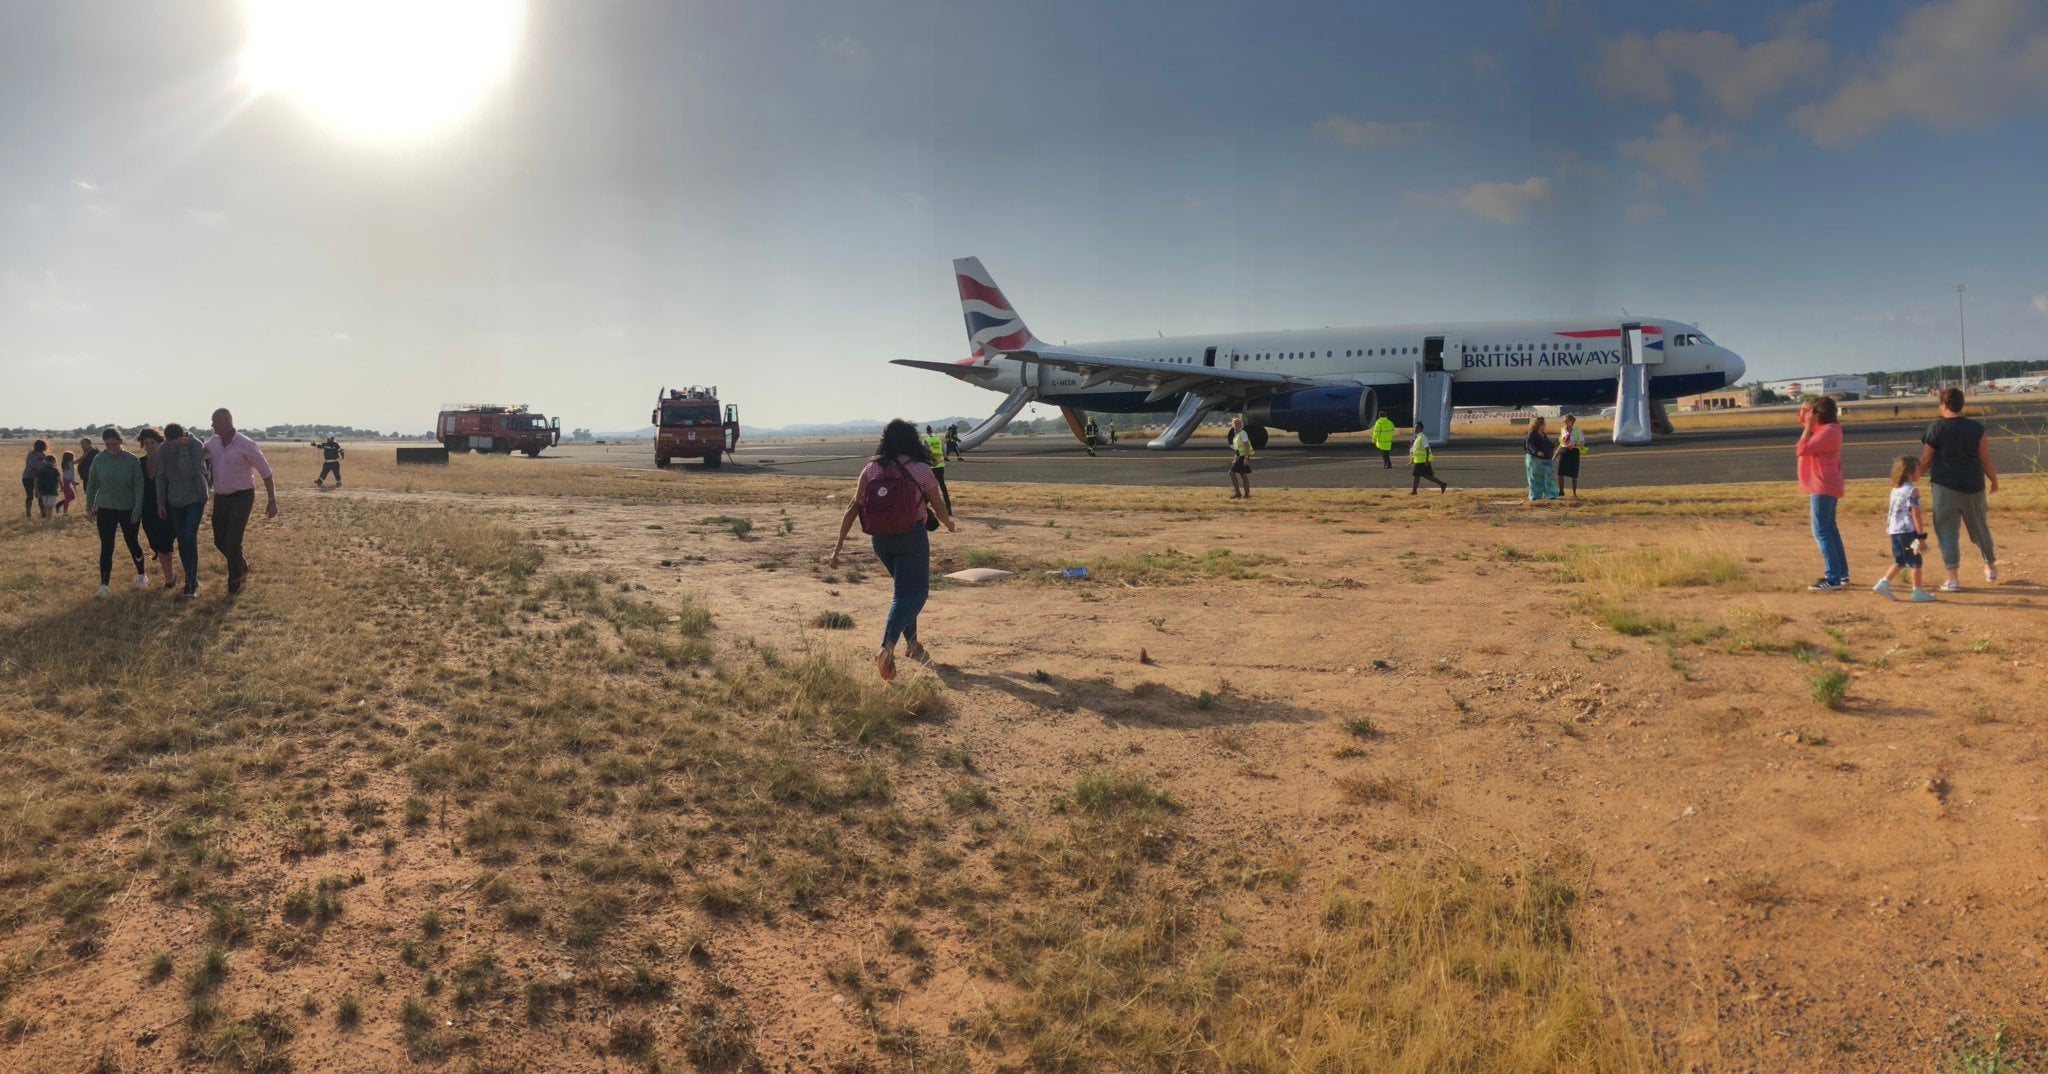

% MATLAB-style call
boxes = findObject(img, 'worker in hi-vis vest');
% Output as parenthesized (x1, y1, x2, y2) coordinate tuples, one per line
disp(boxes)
(1228, 417, 1255, 499)
(1371, 414, 1397, 468)
(1409, 421, 1447, 495)
(922, 426, 952, 510)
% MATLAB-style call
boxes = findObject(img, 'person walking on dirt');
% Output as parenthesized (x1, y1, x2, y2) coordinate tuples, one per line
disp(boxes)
(32, 452, 59, 519)
(21, 439, 48, 519)
(201, 408, 277, 596)
(1228, 417, 1255, 499)
(1916, 387, 1999, 591)
(1797, 396, 1849, 591)
(1371, 413, 1397, 468)
(84, 427, 148, 598)
(922, 426, 953, 511)
(311, 436, 345, 488)
(1555, 414, 1586, 499)
(1409, 422, 1447, 495)
(136, 429, 178, 590)
(57, 451, 77, 515)
(156, 423, 210, 599)
(75, 436, 100, 491)
(828, 419, 957, 681)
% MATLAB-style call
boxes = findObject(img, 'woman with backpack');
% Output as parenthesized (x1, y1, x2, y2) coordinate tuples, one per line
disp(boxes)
(828, 419, 957, 680)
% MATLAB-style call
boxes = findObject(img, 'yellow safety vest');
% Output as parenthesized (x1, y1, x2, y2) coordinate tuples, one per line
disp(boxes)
(1232, 431, 1255, 458)
(925, 435, 946, 467)
(1372, 419, 1395, 450)
(1410, 435, 1433, 464)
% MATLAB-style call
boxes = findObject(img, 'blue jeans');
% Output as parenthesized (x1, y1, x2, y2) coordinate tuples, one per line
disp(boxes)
(168, 501, 205, 592)
(870, 528, 930, 650)
(1809, 494, 1849, 584)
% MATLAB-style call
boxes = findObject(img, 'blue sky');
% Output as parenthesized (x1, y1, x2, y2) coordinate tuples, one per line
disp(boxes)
(2, 0, 2045, 431)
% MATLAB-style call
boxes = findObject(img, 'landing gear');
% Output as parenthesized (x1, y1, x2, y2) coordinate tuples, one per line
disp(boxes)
(1297, 430, 1328, 446)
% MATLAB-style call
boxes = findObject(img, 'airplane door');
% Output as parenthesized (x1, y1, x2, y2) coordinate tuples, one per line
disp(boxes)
(1203, 346, 1217, 368)
(1424, 335, 1463, 373)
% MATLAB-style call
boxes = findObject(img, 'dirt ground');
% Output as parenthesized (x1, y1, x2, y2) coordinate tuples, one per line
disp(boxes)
(3, 475, 2045, 1072)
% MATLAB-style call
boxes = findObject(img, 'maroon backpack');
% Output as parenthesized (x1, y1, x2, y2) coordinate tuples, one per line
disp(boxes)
(857, 460, 925, 535)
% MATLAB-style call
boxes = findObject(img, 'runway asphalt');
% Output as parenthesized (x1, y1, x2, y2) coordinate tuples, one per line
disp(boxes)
(572, 402, 2048, 490)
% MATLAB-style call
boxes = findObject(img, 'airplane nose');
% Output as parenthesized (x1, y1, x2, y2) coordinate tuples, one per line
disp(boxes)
(1723, 349, 1746, 386)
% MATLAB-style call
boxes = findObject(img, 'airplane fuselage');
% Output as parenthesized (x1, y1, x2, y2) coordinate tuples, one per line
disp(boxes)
(961, 318, 1744, 419)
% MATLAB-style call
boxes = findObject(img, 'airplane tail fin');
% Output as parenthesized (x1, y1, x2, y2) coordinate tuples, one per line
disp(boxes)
(954, 257, 1044, 362)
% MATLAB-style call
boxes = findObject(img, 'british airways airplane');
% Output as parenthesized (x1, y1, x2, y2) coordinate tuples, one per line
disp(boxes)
(894, 257, 1746, 450)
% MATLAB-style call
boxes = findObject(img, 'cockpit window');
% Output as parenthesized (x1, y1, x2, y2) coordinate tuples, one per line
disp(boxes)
(1671, 333, 1711, 347)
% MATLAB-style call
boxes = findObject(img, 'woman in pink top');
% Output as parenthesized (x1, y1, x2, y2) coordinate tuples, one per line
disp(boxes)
(1796, 396, 1849, 590)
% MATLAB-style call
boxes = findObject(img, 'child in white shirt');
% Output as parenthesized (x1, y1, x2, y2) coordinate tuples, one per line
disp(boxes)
(1873, 455, 1934, 602)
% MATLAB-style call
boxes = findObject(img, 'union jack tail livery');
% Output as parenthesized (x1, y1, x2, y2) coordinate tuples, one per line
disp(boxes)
(954, 256, 1043, 363)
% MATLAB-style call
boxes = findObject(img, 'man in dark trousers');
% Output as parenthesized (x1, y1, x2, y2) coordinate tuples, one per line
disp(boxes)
(202, 408, 277, 595)
(311, 436, 345, 487)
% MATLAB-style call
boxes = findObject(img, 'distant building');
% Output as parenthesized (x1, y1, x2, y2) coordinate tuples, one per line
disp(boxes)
(1762, 374, 1868, 400)
(1679, 388, 1751, 411)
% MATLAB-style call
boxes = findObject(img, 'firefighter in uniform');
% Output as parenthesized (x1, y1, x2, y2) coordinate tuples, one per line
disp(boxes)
(1083, 417, 1100, 456)
(311, 436, 345, 488)
(1371, 413, 1397, 468)
(943, 424, 964, 462)
(923, 426, 952, 510)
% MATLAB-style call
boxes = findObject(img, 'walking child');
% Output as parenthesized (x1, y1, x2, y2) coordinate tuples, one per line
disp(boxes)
(1873, 455, 1935, 602)
(58, 451, 77, 514)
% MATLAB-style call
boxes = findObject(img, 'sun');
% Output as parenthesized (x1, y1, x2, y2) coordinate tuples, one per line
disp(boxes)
(239, 0, 526, 141)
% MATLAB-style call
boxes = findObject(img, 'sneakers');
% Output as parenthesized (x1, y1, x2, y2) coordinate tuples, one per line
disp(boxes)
(1939, 580, 1962, 593)
(1808, 578, 1843, 592)
(1871, 579, 1895, 600)
(1910, 588, 1937, 602)
(94, 585, 109, 599)
(134, 573, 148, 591)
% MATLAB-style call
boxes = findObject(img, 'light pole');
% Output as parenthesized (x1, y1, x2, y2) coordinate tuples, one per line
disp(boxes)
(1954, 283, 1967, 391)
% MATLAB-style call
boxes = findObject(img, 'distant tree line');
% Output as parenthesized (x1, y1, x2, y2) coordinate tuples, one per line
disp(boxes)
(2, 423, 428, 441)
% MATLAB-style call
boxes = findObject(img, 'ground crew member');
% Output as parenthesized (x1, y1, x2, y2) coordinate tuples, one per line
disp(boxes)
(943, 424, 964, 461)
(311, 436, 345, 487)
(1107, 421, 1118, 445)
(1228, 417, 1255, 499)
(1409, 422, 1447, 494)
(1371, 413, 1397, 468)
(923, 425, 952, 510)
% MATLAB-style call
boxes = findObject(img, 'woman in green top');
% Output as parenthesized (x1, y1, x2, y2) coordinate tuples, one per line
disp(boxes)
(84, 427, 148, 598)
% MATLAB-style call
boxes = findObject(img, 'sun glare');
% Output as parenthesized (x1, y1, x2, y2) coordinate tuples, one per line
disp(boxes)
(240, 0, 525, 141)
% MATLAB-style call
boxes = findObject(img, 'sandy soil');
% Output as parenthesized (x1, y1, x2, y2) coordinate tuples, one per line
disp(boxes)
(4, 480, 2045, 1072)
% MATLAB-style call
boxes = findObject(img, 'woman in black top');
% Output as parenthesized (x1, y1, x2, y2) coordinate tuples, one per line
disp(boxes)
(1524, 417, 1561, 501)
(136, 428, 179, 589)
(1915, 388, 1999, 590)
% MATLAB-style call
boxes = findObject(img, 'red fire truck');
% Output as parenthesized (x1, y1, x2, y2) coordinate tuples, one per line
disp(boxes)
(653, 386, 740, 468)
(435, 404, 562, 457)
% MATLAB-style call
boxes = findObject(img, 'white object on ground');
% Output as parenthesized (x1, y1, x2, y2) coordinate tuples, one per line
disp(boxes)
(944, 568, 1014, 583)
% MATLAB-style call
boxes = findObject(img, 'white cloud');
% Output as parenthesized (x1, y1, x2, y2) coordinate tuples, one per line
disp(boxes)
(1620, 113, 1731, 187)
(1593, 18, 1829, 116)
(1626, 201, 1665, 224)
(2033, 294, 2048, 319)
(1794, 0, 2048, 147)
(186, 208, 228, 227)
(1312, 115, 1431, 149)
(1447, 177, 1551, 223)
(72, 179, 97, 193)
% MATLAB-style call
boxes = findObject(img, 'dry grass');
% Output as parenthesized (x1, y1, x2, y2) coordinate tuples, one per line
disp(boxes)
(0, 480, 1660, 1069)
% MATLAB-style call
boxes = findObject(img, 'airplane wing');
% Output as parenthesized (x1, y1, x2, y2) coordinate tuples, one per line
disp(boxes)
(1000, 347, 1316, 403)
(890, 359, 1005, 380)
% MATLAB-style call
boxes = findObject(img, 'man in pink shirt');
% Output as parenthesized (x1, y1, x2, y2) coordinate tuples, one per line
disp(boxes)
(202, 408, 278, 595)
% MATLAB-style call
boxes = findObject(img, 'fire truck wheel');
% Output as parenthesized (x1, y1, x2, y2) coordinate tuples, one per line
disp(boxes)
(703, 453, 723, 468)
(524, 448, 542, 458)
(655, 456, 671, 469)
